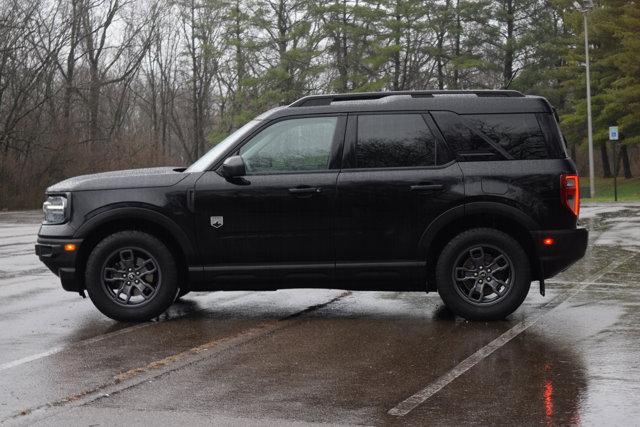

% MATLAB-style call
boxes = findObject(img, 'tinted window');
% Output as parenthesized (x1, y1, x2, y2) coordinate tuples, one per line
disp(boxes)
(465, 114, 550, 160)
(356, 114, 448, 168)
(239, 117, 337, 174)
(537, 113, 567, 159)
(431, 111, 501, 161)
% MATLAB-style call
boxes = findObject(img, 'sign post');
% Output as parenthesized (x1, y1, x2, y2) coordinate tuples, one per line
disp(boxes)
(609, 126, 619, 202)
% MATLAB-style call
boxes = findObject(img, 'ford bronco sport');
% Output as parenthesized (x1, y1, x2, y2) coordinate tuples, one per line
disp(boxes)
(36, 90, 588, 322)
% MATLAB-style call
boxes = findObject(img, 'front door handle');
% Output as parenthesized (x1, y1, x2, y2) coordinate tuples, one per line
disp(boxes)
(410, 184, 444, 192)
(289, 186, 322, 195)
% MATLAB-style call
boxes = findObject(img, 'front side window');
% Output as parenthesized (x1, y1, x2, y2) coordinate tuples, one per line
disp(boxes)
(185, 120, 260, 173)
(356, 114, 448, 168)
(239, 116, 338, 174)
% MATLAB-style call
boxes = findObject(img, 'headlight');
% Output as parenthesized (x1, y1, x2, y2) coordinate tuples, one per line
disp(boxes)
(43, 195, 69, 224)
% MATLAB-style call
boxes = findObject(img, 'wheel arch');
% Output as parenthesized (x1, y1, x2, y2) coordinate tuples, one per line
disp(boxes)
(421, 202, 541, 290)
(73, 206, 196, 290)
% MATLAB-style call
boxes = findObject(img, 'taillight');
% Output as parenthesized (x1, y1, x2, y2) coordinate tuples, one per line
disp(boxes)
(561, 174, 580, 217)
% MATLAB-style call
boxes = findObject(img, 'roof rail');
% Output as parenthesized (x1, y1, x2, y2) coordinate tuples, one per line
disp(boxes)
(290, 90, 525, 107)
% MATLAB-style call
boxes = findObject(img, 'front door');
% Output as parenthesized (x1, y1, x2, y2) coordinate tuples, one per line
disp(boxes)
(334, 113, 464, 287)
(194, 115, 345, 286)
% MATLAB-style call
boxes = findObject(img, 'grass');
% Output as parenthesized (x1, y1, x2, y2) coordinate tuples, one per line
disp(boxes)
(580, 176, 640, 202)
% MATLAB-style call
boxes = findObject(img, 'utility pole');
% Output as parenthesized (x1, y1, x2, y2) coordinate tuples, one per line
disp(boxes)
(576, 0, 595, 197)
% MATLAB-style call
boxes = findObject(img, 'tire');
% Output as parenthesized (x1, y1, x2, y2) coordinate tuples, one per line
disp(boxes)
(435, 228, 531, 321)
(85, 230, 178, 322)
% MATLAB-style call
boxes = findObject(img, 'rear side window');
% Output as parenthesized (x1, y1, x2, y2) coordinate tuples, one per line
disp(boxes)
(431, 111, 499, 161)
(465, 114, 550, 160)
(432, 111, 565, 161)
(537, 113, 568, 158)
(356, 114, 450, 168)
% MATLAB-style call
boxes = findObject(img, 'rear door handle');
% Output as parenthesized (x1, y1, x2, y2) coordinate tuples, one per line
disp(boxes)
(410, 184, 443, 192)
(289, 186, 322, 195)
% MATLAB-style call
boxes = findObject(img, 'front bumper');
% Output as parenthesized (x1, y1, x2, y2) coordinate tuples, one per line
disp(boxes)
(532, 228, 588, 279)
(35, 237, 83, 292)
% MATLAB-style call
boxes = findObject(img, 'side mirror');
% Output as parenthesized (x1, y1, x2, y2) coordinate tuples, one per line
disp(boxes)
(221, 155, 246, 178)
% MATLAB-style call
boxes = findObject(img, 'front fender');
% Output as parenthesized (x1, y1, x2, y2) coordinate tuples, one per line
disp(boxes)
(74, 204, 198, 263)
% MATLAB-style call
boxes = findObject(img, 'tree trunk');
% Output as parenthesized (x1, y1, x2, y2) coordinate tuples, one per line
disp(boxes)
(234, 1, 244, 95)
(503, 0, 515, 87)
(392, 1, 401, 91)
(436, 34, 444, 90)
(149, 67, 159, 162)
(88, 65, 101, 143)
(600, 142, 612, 178)
(63, 0, 79, 134)
(276, 0, 293, 99)
(436, 0, 450, 90)
(452, 0, 461, 89)
(620, 144, 633, 178)
(338, 0, 349, 91)
(190, 0, 200, 161)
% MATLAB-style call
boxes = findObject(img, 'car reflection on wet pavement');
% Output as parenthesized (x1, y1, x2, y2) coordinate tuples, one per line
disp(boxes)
(1, 204, 639, 425)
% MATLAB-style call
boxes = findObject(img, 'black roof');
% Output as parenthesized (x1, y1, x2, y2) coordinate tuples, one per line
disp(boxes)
(263, 90, 552, 120)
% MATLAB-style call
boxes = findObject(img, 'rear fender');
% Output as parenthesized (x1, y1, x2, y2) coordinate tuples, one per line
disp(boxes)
(419, 201, 540, 250)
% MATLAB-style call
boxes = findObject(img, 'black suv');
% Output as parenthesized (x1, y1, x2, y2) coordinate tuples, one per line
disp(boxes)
(36, 90, 588, 322)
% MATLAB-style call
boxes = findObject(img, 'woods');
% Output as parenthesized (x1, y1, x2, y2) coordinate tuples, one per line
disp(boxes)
(0, 0, 638, 209)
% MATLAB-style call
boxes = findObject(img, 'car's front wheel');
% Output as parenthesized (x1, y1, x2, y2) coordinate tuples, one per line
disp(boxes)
(435, 228, 531, 320)
(85, 230, 178, 322)
(175, 289, 190, 301)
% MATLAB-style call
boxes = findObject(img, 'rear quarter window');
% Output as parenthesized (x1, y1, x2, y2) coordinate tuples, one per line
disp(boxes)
(464, 114, 549, 160)
(432, 111, 566, 161)
(431, 111, 499, 161)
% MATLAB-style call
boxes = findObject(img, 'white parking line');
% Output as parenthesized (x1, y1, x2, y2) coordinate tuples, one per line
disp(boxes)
(388, 253, 637, 417)
(0, 323, 151, 372)
(546, 279, 634, 288)
(0, 291, 253, 372)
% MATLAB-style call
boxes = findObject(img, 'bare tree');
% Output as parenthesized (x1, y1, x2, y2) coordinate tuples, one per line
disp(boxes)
(79, 0, 157, 143)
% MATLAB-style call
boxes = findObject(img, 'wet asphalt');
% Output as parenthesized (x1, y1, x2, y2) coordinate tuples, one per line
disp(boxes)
(1, 205, 639, 426)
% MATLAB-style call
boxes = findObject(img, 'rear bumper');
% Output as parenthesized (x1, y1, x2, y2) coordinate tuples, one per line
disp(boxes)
(35, 237, 83, 292)
(532, 228, 588, 279)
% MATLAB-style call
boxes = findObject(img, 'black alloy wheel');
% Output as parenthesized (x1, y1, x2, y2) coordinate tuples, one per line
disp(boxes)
(435, 228, 531, 321)
(101, 247, 162, 306)
(85, 230, 178, 322)
(452, 244, 514, 306)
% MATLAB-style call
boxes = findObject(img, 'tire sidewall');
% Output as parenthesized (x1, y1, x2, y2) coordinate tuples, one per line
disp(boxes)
(85, 231, 178, 322)
(436, 228, 531, 320)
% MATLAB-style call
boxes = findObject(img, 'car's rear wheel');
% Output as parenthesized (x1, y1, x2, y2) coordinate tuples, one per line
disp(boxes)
(435, 228, 531, 320)
(85, 230, 178, 322)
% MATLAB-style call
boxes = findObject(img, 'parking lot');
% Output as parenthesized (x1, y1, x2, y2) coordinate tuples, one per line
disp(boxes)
(1, 204, 639, 426)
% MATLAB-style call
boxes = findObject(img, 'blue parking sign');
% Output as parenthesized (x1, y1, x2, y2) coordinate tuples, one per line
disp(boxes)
(609, 126, 619, 141)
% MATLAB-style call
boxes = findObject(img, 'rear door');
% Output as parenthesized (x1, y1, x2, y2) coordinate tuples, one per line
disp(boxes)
(334, 112, 465, 287)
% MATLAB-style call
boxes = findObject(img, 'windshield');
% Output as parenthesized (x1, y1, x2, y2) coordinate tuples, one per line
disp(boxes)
(185, 120, 260, 173)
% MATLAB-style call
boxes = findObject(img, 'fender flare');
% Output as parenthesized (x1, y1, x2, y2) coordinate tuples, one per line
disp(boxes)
(419, 201, 540, 251)
(74, 205, 198, 262)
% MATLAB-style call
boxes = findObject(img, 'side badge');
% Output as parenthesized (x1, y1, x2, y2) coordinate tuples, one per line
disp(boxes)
(210, 216, 223, 229)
